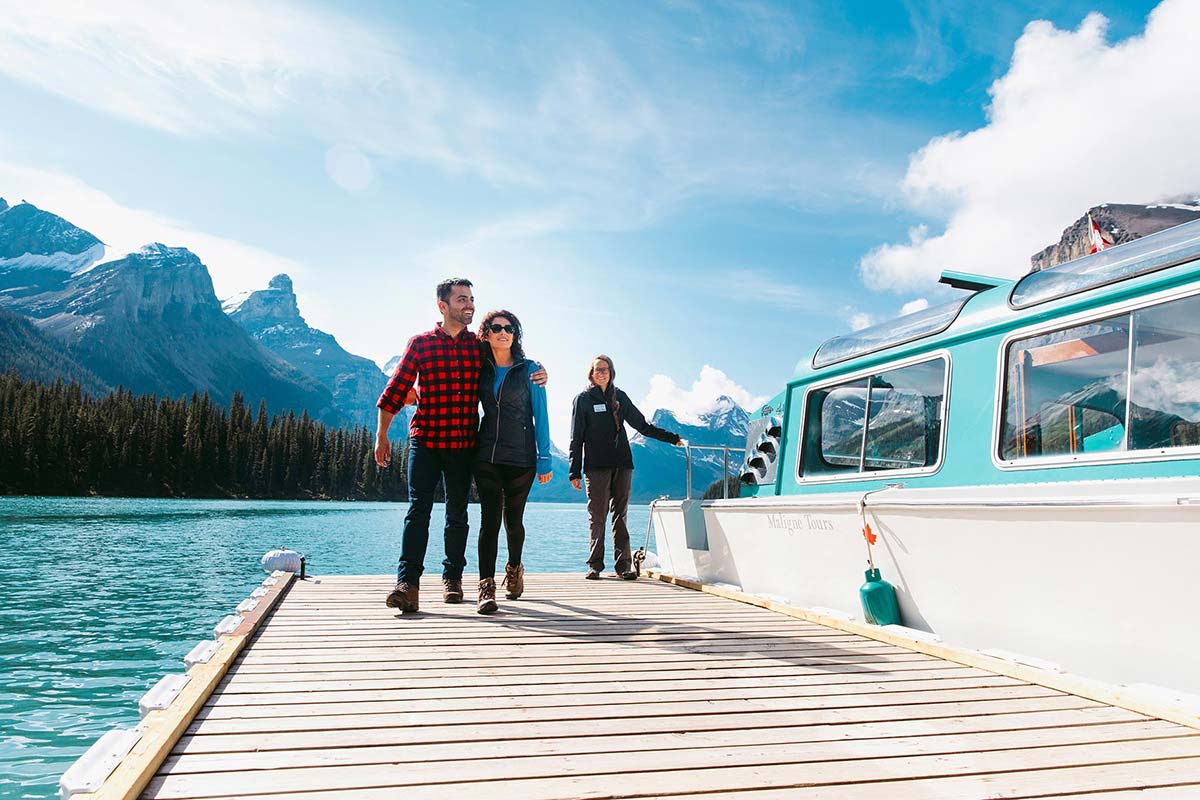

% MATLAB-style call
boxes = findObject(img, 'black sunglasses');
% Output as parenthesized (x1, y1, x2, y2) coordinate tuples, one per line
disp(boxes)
(487, 323, 516, 334)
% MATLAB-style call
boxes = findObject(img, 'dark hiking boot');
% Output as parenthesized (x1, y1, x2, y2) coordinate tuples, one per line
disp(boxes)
(620, 571, 638, 581)
(585, 570, 600, 580)
(502, 563, 525, 600)
(477, 578, 498, 615)
(386, 582, 419, 613)
(442, 578, 464, 604)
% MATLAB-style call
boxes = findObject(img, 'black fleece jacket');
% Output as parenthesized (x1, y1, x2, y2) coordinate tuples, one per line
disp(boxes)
(569, 385, 680, 479)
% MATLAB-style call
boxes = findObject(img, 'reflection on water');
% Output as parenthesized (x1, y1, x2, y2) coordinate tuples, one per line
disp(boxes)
(0, 497, 650, 799)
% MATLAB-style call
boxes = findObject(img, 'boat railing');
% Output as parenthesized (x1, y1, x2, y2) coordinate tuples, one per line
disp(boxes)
(683, 443, 740, 500)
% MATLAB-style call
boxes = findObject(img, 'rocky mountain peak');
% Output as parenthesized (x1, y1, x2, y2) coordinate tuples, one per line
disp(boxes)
(1031, 201, 1200, 271)
(70, 245, 219, 322)
(133, 242, 203, 266)
(224, 273, 302, 326)
(223, 273, 389, 428)
(268, 273, 294, 293)
(0, 200, 105, 273)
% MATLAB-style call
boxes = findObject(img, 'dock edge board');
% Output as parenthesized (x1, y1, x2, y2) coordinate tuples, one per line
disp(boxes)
(647, 569, 1200, 732)
(66, 571, 297, 800)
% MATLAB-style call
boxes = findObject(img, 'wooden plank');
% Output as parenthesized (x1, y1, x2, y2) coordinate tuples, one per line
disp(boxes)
(180, 695, 1099, 753)
(254, 617, 833, 633)
(173, 696, 1102, 752)
(642, 760, 1200, 800)
(157, 710, 1157, 776)
(247, 625, 851, 644)
(1042, 789, 1200, 799)
(196, 676, 1030, 720)
(231, 640, 917, 658)
(205, 671, 1019, 706)
(222, 657, 975, 683)
(145, 725, 1195, 798)
(146, 741, 1200, 799)
(229, 652, 948, 679)
(217, 660, 967, 693)
(184, 685, 1066, 736)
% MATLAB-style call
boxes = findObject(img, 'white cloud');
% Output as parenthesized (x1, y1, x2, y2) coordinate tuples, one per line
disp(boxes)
(849, 312, 874, 331)
(0, 161, 311, 296)
(900, 297, 929, 315)
(861, 0, 1200, 292)
(641, 365, 769, 425)
(0, 1, 392, 136)
(0, 1, 910, 228)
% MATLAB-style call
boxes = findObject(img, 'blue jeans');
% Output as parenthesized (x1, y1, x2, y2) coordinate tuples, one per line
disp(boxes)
(397, 443, 473, 585)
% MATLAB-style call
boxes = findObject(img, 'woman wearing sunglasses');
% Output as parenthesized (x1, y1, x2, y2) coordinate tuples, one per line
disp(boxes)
(569, 355, 683, 581)
(473, 310, 552, 614)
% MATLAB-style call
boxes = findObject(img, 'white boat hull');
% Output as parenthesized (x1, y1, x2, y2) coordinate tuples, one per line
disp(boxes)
(652, 477, 1200, 695)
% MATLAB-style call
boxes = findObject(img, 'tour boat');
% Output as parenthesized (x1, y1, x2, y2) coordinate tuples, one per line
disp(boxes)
(651, 218, 1200, 697)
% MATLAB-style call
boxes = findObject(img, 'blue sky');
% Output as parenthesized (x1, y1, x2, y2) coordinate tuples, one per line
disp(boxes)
(1, 0, 1194, 444)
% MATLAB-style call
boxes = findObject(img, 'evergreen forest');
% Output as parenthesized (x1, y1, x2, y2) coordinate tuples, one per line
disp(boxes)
(0, 372, 411, 500)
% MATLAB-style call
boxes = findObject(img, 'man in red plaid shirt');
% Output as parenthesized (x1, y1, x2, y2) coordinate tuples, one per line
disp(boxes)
(375, 278, 545, 612)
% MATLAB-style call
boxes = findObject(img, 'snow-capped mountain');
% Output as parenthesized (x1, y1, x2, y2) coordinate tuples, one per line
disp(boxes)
(0, 226, 342, 423)
(224, 274, 389, 428)
(0, 199, 106, 275)
(627, 395, 752, 502)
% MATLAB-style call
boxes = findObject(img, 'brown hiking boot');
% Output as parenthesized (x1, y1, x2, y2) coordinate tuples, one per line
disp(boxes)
(477, 578, 498, 615)
(385, 582, 419, 613)
(502, 563, 524, 600)
(442, 577, 464, 604)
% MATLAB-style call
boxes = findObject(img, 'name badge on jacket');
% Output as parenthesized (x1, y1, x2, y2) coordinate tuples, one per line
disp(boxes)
(593, 403, 607, 412)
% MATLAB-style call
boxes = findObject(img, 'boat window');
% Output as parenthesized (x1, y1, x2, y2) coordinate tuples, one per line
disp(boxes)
(812, 298, 968, 369)
(1010, 218, 1200, 309)
(1000, 291, 1200, 461)
(1000, 314, 1130, 460)
(804, 380, 867, 477)
(1129, 293, 1200, 450)
(864, 361, 945, 472)
(998, 316, 1128, 460)
(801, 358, 946, 479)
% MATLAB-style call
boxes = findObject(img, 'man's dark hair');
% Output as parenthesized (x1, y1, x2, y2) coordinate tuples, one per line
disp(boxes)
(436, 278, 473, 304)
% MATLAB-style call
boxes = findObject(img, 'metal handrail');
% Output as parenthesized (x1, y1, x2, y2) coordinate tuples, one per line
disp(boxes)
(683, 443, 741, 500)
(632, 445, 742, 577)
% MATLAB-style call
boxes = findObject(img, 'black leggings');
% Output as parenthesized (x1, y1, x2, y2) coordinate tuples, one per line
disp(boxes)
(473, 461, 536, 580)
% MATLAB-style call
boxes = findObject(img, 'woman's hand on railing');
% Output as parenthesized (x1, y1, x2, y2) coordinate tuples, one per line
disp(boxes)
(676, 438, 688, 447)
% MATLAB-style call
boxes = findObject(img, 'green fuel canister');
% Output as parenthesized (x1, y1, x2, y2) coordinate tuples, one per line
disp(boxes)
(859, 568, 900, 625)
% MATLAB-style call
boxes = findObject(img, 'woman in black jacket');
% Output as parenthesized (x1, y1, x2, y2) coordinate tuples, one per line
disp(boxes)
(569, 355, 683, 580)
(474, 310, 552, 614)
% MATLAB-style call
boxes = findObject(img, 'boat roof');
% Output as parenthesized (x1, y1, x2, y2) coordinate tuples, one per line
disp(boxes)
(1010, 217, 1200, 308)
(796, 218, 1200, 384)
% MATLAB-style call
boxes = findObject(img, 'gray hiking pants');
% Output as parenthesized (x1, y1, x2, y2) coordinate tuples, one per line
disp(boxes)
(584, 467, 633, 573)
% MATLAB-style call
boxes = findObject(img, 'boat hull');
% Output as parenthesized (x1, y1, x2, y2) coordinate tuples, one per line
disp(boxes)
(652, 477, 1200, 695)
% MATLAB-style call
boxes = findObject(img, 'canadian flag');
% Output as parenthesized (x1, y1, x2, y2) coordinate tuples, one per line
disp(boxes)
(1087, 212, 1113, 254)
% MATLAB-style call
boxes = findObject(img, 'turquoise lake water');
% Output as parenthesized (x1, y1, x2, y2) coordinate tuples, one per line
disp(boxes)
(0, 497, 653, 800)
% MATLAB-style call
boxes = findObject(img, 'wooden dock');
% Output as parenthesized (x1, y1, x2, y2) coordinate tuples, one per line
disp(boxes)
(121, 574, 1200, 798)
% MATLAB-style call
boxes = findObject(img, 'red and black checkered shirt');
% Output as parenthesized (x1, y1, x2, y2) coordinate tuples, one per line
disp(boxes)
(377, 324, 482, 449)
